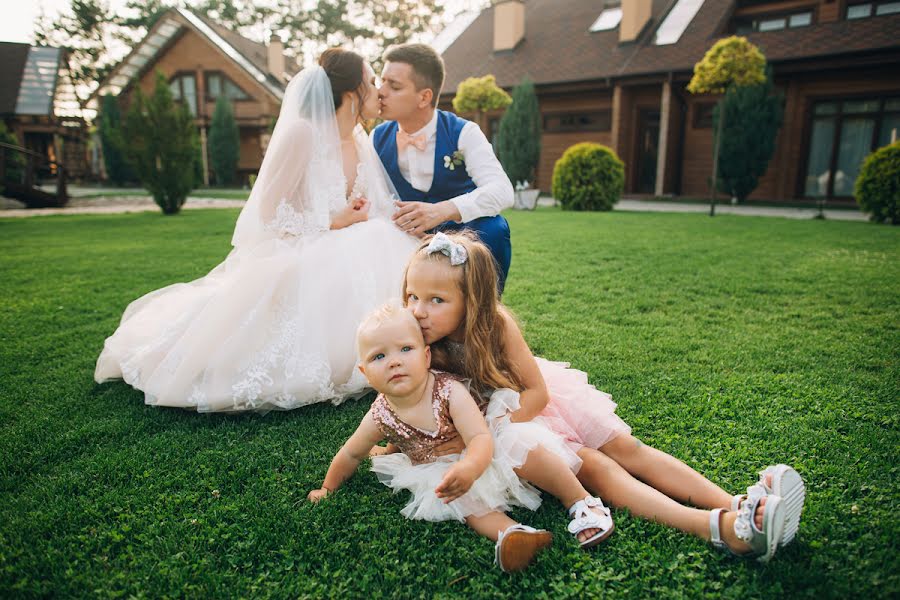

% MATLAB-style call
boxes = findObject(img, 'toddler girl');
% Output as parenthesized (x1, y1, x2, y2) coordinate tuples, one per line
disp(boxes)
(309, 303, 614, 571)
(401, 232, 806, 562)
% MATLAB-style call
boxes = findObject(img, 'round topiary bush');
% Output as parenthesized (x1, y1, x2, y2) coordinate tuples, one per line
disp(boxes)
(551, 142, 624, 211)
(855, 141, 900, 225)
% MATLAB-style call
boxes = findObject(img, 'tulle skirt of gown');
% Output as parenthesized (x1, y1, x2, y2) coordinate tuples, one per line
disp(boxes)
(370, 388, 583, 522)
(533, 357, 632, 453)
(94, 218, 419, 412)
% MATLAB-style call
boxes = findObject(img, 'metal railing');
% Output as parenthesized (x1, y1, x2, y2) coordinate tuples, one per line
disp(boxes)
(0, 142, 68, 208)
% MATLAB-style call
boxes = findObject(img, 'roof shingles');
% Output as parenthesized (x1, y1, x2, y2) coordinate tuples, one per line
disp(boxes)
(441, 0, 900, 91)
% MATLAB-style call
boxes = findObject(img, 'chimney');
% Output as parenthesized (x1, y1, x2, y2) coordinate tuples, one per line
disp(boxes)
(493, 0, 525, 52)
(267, 35, 285, 81)
(620, 0, 652, 43)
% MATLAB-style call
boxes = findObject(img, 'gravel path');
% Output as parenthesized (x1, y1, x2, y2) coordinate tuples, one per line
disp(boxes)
(0, 196, 245, 217)
(1, 194, 868, 222)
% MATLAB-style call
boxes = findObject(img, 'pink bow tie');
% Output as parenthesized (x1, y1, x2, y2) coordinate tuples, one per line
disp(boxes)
(397, 129, 427, 152)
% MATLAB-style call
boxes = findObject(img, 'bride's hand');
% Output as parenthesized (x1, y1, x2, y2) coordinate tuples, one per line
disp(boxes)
(330, 198, 370, 230)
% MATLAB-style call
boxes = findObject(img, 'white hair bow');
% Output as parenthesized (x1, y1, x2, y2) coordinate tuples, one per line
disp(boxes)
(425, 232, 468, 266)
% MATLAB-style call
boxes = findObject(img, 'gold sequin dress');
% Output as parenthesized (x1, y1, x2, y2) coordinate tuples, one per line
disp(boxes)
(369, 370, 570, 522)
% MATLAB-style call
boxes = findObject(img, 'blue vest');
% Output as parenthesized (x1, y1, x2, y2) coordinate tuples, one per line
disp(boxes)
(373, 110, 477, 204)
(373, 110, 512, 293)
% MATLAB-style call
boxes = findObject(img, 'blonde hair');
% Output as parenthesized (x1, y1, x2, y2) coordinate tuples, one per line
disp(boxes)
(356, 299, 421, 355)
(402, 232, 523, 392)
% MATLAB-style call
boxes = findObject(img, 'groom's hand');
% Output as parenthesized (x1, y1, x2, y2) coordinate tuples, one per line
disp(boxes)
(393, 201, 461, 237)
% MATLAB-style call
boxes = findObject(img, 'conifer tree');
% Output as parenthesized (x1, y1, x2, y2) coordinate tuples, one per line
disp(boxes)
(713, 70, 783, 202)
(208, 96, 240, 186)
(99, 94, 134, 185)
(497, 77, 541, 187)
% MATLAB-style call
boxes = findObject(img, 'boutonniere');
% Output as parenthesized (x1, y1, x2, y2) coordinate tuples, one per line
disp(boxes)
(443, 150, 465, 171)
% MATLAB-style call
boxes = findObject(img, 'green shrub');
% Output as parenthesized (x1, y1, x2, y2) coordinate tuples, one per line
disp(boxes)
(123, 71, 199, 215)
(551, 142, 623, 211)
(855, 141, 900, 224)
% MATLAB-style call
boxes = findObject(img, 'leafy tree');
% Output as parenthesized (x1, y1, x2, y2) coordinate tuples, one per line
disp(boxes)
(98, 94, 134, 185)
(34, 0, 455, 102)
(452, 75, 512, 126)
(688, 36, 766, 215)
(0, 123, 26, 196)
(123, 72, 199, 214)
(497, 77, 541, 187)
(208, 96, 240, 186)
(713, 70, 783, 203)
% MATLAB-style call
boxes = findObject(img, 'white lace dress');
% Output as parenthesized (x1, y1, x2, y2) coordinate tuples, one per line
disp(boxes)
(95, 132, 419, 412)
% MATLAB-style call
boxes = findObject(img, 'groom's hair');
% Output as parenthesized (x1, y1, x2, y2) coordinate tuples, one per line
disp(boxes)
(383, 43, 445, 107)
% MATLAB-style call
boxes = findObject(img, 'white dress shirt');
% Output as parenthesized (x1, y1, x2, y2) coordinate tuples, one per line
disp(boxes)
(394, 110, 514, 223)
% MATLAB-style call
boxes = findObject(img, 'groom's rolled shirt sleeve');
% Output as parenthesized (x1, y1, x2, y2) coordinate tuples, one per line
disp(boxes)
(449, 122, 514, 223)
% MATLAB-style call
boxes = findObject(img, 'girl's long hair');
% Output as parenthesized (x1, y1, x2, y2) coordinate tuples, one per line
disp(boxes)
(402, 232, 524, 392)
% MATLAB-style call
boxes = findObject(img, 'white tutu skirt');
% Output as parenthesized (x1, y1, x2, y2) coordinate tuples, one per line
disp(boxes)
(370, 388, 583, 522)
(94, 218, 418, 412)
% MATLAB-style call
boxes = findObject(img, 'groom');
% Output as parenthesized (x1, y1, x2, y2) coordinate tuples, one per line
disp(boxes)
(374, 43, 514, 291)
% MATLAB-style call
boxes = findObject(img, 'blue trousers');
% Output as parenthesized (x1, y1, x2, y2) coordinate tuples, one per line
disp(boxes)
(434, 214, 511, 294)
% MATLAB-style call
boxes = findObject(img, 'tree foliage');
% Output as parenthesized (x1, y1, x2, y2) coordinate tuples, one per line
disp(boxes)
(34, 0, 457, 103)
(687, 36, 766, 95)
(123, 72, 199, 214)
(99, 94, 135, 185)
(551, 143, 623, 211)
(855, 141, 900, 225)
(34, 0, 170, 99)
(208, 96, 240, 186)
(688, 35, 767, 215)
(713, 70, 783, 202)
(452, 75, 512, 119)
(497, 77, 541, 186)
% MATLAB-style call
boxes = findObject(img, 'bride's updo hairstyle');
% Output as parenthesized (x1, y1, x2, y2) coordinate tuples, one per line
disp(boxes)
(318, 48, 368, 112)
(402, 231, 524, 393)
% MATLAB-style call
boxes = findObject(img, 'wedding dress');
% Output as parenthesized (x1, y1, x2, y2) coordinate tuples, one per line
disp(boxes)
(94, 66, 419, 412)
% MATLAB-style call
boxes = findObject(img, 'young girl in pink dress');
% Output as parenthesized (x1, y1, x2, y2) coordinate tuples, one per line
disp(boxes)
(400, 232, 806, 562)
(308, 303, 617, 571)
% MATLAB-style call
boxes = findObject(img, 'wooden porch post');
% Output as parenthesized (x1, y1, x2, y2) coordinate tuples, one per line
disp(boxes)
(200, 126, 210, 187)
(655, 80, 672, 197)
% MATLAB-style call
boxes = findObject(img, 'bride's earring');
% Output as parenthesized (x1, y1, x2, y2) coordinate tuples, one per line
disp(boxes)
(351, 98, 357, 117)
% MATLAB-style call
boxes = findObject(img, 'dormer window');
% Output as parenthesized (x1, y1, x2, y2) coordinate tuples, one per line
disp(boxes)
(205, 72, 250, 101)
(589, 2, 623, 32)
(847, 1, 900, 19)
(733, 10, 814, 33)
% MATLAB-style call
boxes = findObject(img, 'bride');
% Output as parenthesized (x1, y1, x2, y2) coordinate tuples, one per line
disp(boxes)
(95, 49, 419, 412)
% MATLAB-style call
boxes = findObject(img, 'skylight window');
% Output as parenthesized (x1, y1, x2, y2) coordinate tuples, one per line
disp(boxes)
(589, 7, 623, 32)
(654, 0, 705, 45)
(15, 47, 59, 115)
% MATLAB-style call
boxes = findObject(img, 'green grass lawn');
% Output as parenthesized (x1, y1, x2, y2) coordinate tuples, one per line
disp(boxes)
(1, 208, 897, 598)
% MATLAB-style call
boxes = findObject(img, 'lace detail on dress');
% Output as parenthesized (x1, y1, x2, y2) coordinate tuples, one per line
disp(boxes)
(230, 296, 335, 410)
(267, 199, 309, 236)
(349, 162, 366, 202)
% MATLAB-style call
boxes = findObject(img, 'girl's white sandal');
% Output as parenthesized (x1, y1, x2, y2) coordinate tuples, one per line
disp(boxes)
(757, 464, 805, 546)
(567, 496, 614, 549)
(710, 484, 786, 563)
(494, 524, 553, 573)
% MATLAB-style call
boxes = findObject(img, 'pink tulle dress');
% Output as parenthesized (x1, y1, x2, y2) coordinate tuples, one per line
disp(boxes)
(446, 341, 631, 454)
